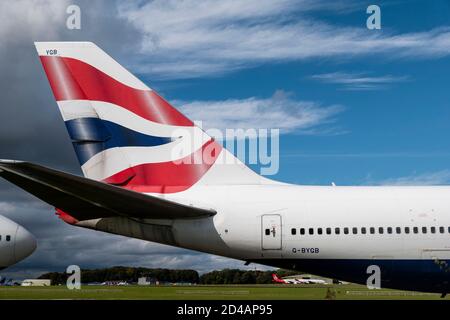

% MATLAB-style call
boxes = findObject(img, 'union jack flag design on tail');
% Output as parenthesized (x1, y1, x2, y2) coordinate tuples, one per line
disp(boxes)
(35, 42, 264, 194)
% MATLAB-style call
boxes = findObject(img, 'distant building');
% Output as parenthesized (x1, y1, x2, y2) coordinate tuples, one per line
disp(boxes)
(21, 279, 51, 286)
(138, 277, 159, 285)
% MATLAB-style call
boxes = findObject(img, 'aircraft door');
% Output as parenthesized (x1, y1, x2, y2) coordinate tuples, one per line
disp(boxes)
(261, 214, 282, 250)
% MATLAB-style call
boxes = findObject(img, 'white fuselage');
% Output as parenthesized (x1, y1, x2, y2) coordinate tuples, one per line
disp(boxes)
(77, 184, 450, 293)
(0, 215, 36, 270)
(168, 185, 450, 260)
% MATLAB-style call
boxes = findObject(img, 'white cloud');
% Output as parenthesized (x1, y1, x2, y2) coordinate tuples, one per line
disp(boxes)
(176, 90, 344, 136)
(117, 0, 450, 79)
(377, 170, 450, 186)
(311, 72, 410, 90)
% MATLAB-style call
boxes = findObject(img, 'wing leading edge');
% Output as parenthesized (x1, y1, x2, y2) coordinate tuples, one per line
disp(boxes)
(0, 160, 216, 221)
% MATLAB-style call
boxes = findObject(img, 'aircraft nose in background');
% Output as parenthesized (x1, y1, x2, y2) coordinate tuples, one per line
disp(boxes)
(14, 226, 37, 263)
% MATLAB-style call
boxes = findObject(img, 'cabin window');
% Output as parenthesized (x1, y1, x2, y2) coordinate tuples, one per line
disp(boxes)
(317, 228, 323, 235)
(413, 227, 418, 234)
(309, 228, 314, 235)
(422, 227, 427, 234)
(431, 227, 436, 234)
(387, 227, 392, 234)
(352, 227, 358, 234)
(378, 227, 384, 234)
(6, 235, 11, 242)
(344, 227, 349, 235)
(300, 228, 305, 235)
(361, 227, 367, 234)
(265, 229, 270, 236)
(440, 226, 445, 234)
(335, 227, 340, 235)
(291, 228, 296, 235)
(0, 235, 2, 241)
(405, 227, 410, 234)
(396, 227, 401, 234)
(370, 227, 375, 234)
(326, 228, 331, 235)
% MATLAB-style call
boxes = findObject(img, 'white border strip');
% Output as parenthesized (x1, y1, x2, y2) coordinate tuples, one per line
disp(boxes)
(57, 100, 197, 138)
(81, 135, 210, 181)
(35, 42, 149, 90)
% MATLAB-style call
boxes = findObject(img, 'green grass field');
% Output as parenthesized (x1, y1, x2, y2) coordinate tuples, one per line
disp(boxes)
(0, 284, 447, 300)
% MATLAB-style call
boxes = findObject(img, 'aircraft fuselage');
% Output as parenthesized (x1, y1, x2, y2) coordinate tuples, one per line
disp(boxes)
(76, 184, 450, 293)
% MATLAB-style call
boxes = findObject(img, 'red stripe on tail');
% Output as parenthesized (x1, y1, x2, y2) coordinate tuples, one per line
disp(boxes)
(104, 140, 223, 194)
(39, 56, 193, 127)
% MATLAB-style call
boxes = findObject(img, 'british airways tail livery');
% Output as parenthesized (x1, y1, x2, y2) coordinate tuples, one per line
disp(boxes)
(0, 42, 449, 294)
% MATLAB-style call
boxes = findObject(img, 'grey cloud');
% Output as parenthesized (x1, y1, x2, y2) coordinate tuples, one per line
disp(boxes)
(0, 0, 144, 168)
(1, 198, 270, 279)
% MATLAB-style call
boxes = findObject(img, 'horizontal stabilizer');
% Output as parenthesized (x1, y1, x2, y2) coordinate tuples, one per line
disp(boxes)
(0, 160, 215, 221)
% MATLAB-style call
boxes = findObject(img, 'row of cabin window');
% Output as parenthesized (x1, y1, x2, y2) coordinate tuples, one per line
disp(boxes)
(291, 226, 450, 236)
(0, 235, 11, 241)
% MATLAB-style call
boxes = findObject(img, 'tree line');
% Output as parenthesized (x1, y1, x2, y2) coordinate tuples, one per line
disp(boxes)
(199, 269, 297, 285)
(38, 267, 298, 285)
(39, 266, 199, 285)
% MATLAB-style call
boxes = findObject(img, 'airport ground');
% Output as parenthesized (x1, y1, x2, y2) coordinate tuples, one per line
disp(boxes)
(0, 284, 448, 300)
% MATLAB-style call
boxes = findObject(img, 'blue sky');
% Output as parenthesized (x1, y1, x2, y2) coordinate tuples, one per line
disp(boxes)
(132, 0, 450, 187)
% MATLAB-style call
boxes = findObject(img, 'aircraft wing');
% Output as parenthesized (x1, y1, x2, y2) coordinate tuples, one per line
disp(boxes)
(0, 160, 216, 221)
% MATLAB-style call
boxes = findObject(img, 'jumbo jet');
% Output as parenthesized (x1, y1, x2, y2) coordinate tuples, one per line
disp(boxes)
(272, 274, 303, 284)
(0, 42, 449, 294)
(272, 274, 327, 285)
(0, 215, 36, 270)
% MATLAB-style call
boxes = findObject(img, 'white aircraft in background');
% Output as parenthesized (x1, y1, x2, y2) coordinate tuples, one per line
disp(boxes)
(1, 41, 450, 295)
(0, 215, 36, 270)
(272, 274, 327, 285)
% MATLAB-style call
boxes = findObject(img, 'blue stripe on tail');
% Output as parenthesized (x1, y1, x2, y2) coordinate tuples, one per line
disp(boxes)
(65, 118, 174, 165)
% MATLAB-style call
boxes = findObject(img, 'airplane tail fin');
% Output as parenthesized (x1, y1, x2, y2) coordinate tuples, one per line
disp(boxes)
(35, 42, 268, 194)
(272, 274, 282, 283)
